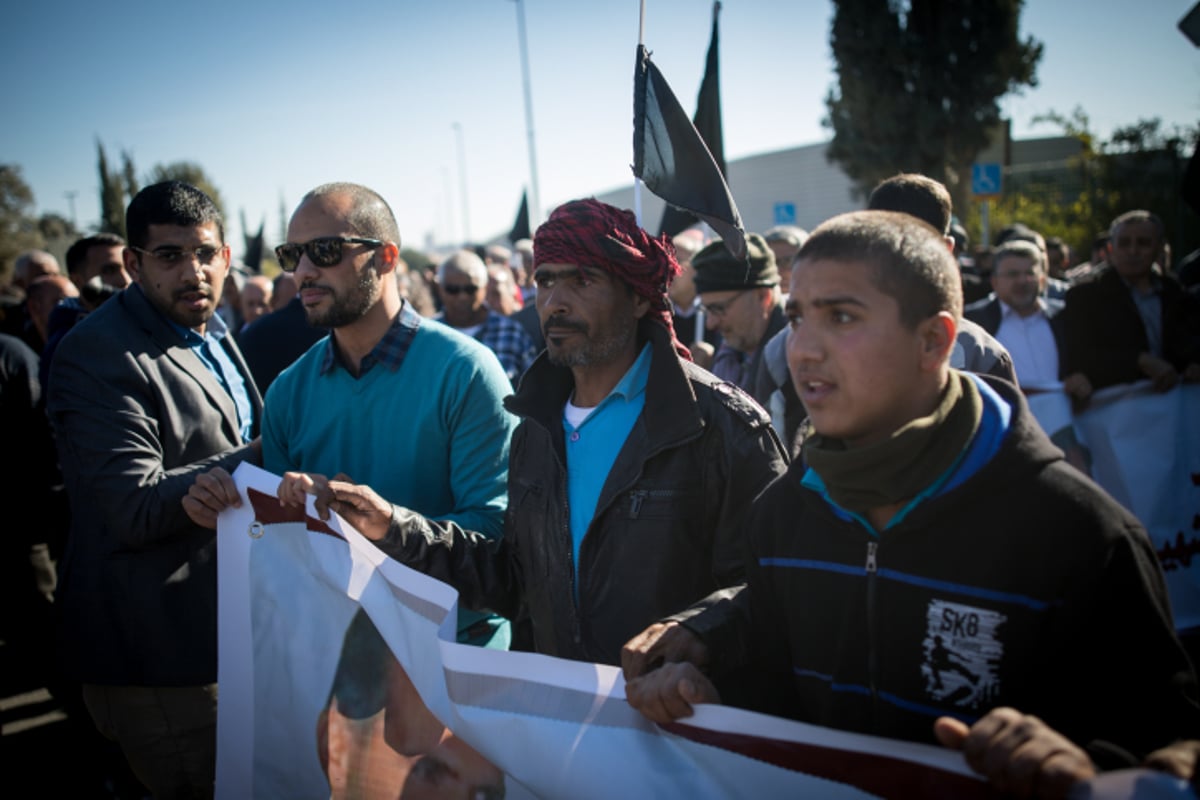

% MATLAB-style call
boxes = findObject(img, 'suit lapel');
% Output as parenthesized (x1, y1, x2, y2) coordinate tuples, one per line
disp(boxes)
(121, 287, 245, 442)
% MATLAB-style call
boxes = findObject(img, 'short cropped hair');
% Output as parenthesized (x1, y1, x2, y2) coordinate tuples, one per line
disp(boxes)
(437, 249, 488, 286)
(994, 223, 1047, 270)
(302, 182, 401, 247)
(991, 240, 1044, 274)
(763, 224, 809, 249)
(1109, 209, 1165, 241)
(125, 181, 224, 250)
(867, 173, 953, 235)
(65, 233, 126, 277)
(796, 210, 962, 328)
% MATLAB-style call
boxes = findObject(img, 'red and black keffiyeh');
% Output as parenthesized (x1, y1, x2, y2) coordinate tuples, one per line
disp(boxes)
(533, 198, 691, 360)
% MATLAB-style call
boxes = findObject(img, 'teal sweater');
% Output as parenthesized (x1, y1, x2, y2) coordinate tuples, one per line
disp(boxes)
(262, 315, 518, 645)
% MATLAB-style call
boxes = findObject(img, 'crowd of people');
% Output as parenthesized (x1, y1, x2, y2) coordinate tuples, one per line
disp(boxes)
(0, 172, 1198, 799)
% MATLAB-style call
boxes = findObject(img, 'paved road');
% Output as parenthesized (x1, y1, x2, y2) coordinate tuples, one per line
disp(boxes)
(2, 639, 149, 799)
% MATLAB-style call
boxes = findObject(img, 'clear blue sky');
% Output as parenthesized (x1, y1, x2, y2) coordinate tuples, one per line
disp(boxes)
(3, 0, 1197, 255)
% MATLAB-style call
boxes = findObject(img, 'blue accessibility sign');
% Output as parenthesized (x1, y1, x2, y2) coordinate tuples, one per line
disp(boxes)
(971, 163, 1002, 197)
(773, 202, 796, 225)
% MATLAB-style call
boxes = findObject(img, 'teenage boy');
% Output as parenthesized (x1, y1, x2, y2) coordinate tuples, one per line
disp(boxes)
(623, 210, 1200, 795)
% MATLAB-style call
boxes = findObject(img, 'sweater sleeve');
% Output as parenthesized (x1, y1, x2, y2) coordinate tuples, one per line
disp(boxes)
(435, 341, 519, 539)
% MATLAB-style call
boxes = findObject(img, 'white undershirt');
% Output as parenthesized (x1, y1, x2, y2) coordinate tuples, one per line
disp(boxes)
(563, 398, 595, 428)
(995, 301, 1059, 388)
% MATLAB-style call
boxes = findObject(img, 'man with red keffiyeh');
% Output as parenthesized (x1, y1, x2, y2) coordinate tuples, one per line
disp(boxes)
(305, 197, 790, 666)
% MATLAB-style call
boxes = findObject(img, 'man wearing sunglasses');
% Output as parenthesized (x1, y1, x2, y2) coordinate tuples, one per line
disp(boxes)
(435, 249, 537, 385)
(47, 181, 263, 798)
(184, 182, 517, 649)
(278, 198, 789, 668)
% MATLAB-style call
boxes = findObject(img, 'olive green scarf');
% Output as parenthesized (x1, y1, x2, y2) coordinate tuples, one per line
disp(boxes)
(802, 372, 982, 517)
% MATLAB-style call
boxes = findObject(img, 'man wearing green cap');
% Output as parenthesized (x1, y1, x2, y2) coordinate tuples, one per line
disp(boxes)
(692, 233, 786, 406)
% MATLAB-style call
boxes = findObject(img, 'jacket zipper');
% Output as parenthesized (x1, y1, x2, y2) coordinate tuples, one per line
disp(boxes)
(628, 488, 684, 519)
(630, 490, 646, 519)
(560, 410, 703, 649)
(562, 468, 582, 644)
(865, 540, 880, 726)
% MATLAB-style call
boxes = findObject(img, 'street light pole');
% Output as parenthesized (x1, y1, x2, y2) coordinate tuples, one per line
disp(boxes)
(512, 0, 542, 228)
(441, 166, 456, 247)
(452, 122, 471, 244)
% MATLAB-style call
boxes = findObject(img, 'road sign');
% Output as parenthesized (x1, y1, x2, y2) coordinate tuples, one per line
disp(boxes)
(971, 163, 1002, 197)
(773, 202, 796, 225)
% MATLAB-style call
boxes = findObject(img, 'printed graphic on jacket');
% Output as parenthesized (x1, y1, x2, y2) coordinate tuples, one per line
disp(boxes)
(921, 600, 1005, 709)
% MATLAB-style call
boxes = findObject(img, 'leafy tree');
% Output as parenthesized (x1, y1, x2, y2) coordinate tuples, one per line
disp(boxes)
(122, 150, 139, 200)
(0, 164, 45, 283)
(823, 0, 1042, 212)
(37, 212, 78, 243)
(94, 144, 227, 240)
(97, 139, 126, 238)
(960, 111, 1199, 266)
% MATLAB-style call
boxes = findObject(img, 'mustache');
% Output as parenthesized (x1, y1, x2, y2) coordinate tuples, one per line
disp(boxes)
(172, 284, 212, 301)
(543, 317, 587, 335)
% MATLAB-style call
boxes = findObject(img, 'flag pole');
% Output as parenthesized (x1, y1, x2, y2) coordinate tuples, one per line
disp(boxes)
(634, 0, 647, 226)
(513, 0, 542, 229)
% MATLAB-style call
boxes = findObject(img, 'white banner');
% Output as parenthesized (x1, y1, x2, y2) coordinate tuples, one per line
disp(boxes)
(1074, 382, 1200, 634)
(215, 464, 1183, 799)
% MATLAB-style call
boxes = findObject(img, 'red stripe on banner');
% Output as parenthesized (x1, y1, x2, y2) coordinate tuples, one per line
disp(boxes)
(661, 722, 987, 799)
(246, 488, 343, 539)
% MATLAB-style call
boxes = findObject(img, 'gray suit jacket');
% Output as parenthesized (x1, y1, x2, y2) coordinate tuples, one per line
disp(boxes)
(47, 285, 262, 685)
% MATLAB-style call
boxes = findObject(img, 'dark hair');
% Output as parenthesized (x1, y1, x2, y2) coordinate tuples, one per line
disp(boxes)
(867, 173, 953, 235)
(125, 181, 224, 250)
(301, 183, 401, 246)
(948, 222, 969, 255)
(994, 222, 1036, 247)
(65, 232, 126, 276)
(326, 609, 390, 720)
(796, 210, 962, 327)
(994, 223, 1046, 269)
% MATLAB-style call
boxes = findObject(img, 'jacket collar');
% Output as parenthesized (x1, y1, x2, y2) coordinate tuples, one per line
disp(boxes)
(506, 318, 703, 452)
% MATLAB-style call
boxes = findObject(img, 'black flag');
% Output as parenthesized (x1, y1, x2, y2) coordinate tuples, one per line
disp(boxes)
(509, 189, 531, 243)
(633, 28, 745, 259)
(659, 2, 728, 240)
(242, 214, 265, 273)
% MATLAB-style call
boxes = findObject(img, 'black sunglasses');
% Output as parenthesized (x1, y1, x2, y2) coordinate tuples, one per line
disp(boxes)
(440, 284, 479, 296)
(275, 237, 384, 272)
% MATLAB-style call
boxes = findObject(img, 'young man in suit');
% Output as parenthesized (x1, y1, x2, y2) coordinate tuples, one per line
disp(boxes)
(48, 181, 262, 798)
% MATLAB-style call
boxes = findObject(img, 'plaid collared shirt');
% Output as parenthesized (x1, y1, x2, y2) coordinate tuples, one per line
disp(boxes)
(474, 311, 538, 382)
(319, 301, 422, 376)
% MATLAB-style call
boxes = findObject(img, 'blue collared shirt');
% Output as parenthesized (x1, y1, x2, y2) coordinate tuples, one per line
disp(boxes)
(163, 296, 255, 442)
(564, 343, 652, 574)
